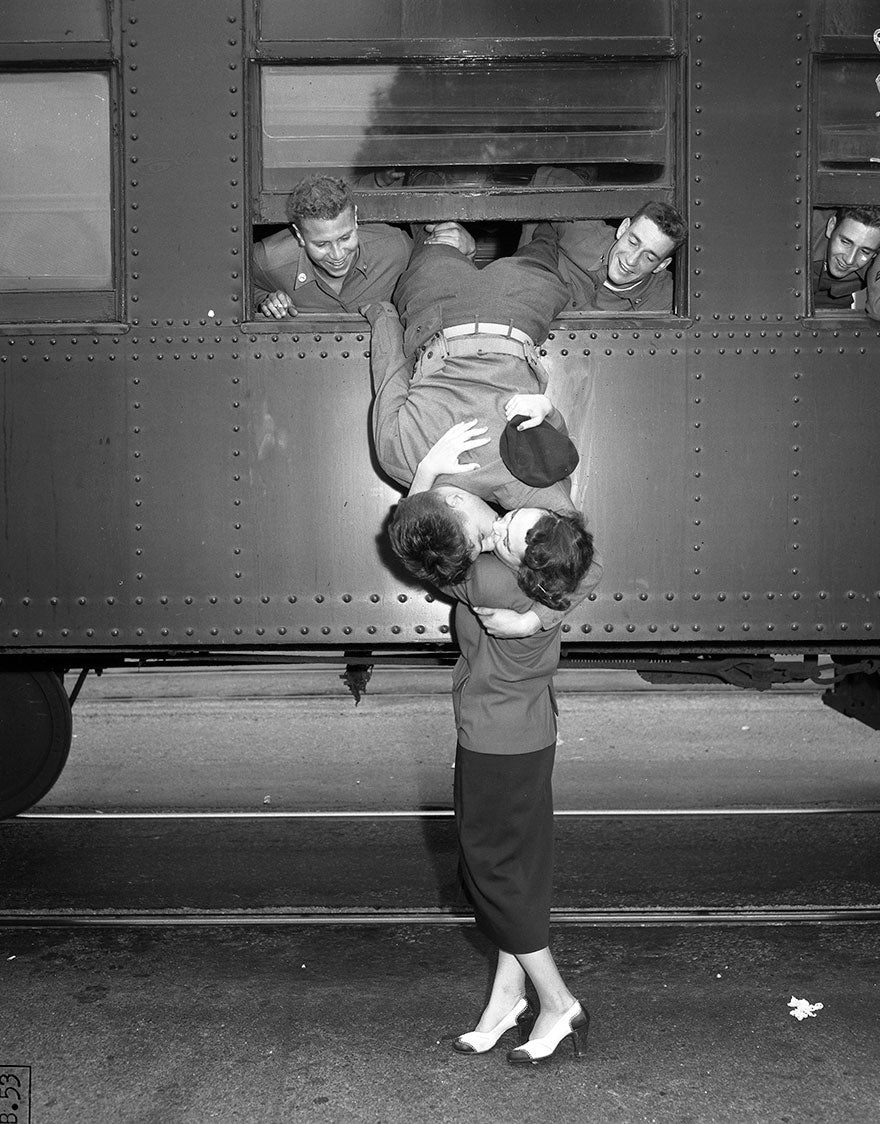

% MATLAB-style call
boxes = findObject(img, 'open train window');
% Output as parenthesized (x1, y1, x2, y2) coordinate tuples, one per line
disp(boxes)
(809, 46, 880, 319)
(252, 58, 682, 319)
(258, 61, 673, 222)
(0, 71, 114, 323)
(815, 58, 880, 180)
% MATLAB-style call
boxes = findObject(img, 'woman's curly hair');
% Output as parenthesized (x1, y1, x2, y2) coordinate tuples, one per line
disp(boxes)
(516, 511, 594, 611)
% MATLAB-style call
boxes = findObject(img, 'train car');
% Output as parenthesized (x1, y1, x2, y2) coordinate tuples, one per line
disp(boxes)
(2, 0, 880, 817)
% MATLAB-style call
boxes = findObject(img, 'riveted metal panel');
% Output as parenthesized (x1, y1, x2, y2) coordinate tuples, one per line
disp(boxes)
(546, 329, 691, 639)
(3, 325, 880, 652)
(120, 346, 252, 641)
(203, 329, 426, 646)
(689, 5, 807, 319)
(0, 341, 129, 644)
(122, 0, 243, 320)
(794, 327, 880, 644)
(675, 342, 807, 644)
(2, 0, 880, 663)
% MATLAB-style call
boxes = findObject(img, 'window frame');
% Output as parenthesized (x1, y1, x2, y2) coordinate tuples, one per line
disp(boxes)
(806, 3, 880, 321)
(0, 47, 122, 326)
(246, 23, 687, 324)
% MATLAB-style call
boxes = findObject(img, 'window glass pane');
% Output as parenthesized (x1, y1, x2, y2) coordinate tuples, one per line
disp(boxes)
(0, 0, 109, 43)
(819, 0, 879, 37)
(262, 62, 670, 193)
(0, 72, 112, 292)
(259, 0, 671, 42)
(816, 59, 880, 174)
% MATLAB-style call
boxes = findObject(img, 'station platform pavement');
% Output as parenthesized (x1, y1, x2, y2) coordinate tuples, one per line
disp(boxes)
(2, 920, 878, 1124)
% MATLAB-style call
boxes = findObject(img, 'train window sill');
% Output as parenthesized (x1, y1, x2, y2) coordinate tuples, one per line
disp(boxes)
(0, 322, 130, 335)
(242, 316, 367, 333)
(553, 313, 692, 331)
(241, 315, 696, 334)
(801, 316, 880, 332)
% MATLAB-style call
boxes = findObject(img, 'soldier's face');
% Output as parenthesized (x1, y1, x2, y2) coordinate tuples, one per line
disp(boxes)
(607, 216, 675, 287)
(824, 216, 880, 280)
(294, 206, 359, 280)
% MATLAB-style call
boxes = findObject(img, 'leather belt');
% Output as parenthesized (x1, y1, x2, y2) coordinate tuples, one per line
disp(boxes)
(414, 322, 549, 390)
(441, 322, 534, 347)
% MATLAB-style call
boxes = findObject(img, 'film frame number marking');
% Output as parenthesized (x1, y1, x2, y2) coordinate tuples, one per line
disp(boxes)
(0, 1067, 31, 1124)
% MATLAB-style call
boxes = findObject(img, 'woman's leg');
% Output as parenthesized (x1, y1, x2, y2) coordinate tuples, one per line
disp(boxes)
(471, 950, 527, 1031)
(469, 945, 578, 1040)
(514, 947, 578, 1039)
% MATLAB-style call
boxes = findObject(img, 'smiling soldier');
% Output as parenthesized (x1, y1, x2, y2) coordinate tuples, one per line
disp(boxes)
(812, 206, 880, 318)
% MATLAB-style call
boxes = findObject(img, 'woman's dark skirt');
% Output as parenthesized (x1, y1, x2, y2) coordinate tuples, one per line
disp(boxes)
(453, 742, 556, 955)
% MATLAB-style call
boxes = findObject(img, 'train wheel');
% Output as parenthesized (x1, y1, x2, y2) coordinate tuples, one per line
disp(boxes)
(0, 670, 73, 818)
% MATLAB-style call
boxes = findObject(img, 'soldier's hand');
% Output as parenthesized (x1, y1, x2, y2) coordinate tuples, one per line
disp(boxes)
(504, 393, 553, 430)
(424, 222, 476, 259)
(259, 290, 294, 319)
(473, 607, 542, 638)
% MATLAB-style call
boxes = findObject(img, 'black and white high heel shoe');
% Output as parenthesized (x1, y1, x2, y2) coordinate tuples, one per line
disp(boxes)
(452, 997, 533, 1055)
(507, 999, 589, 1064)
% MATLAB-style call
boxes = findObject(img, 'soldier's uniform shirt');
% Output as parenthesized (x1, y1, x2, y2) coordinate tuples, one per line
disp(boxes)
(252, 224, 412, 314)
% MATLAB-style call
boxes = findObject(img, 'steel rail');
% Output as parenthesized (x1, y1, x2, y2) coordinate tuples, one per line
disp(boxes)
(1, 906, 879, 928)
(18, 806, 880, 819)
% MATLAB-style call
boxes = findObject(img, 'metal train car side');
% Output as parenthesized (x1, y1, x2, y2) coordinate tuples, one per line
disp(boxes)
(2, 0, 880, 816)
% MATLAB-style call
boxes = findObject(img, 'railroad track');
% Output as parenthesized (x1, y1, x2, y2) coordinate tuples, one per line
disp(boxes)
(3, 807, 878, 928)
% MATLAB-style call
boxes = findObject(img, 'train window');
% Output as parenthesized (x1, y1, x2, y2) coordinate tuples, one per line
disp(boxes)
(0, 71, 114, 322)
(259, 0, 672, 41)
(809, 12, 880, 320)
(252, 58, 682, 320)
(259, 61, 672, 214)
(815, 59, 880, 183)
(0, 0, 109, 43)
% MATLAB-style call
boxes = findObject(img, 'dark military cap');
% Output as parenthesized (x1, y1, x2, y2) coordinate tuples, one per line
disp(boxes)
(499, 415, 579, 488)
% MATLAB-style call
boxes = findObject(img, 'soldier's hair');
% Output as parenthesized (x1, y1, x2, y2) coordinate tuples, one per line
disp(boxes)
(388, 493, 475, 588)
(630, 201, 688, 251)
(287, 175, 355, 227)
(835, 205, 880, 234)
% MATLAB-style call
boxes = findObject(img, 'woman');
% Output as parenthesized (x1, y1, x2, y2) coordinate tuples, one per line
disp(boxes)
(417, 425, 591, 1064)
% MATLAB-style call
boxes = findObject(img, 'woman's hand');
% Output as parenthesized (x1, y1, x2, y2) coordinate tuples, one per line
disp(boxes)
(421, 419, 489, 477)
(408, 420, 489, 495)
(504, 393, 553, 430)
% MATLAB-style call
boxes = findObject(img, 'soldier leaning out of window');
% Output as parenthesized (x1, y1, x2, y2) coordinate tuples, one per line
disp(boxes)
(518, 166, 688, 314)
(812, 206, 880, 319)
(252, 174, 472, 318)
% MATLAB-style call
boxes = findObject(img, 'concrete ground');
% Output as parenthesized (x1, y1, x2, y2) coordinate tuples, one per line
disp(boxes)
(2, 667, 878, 1122)
(1, 922, 877, 1124)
